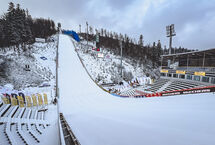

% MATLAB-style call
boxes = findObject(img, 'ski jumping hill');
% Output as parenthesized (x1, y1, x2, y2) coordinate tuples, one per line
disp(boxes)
(58, 35, 215, 145)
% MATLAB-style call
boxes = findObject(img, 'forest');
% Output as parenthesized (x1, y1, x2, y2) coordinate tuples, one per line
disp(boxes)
(0, 2, 56, 48)
(79, 26, 194, 67)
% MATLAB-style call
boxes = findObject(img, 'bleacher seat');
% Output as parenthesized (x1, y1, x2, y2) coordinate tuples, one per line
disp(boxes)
(119, 76, 210, 96)
(8, 106, 19, 118)
(18, 108, 26, 118)
(0, 101, 50, 145)
(0, 123, 10, 145)
(145, 78, 169, 93)
(0, 104, 11, 117)
(163, 79, 205, 92)
(31, 124, 42, 135)
(14, 107, 22, 118)
(3, 105, 14, 117)
(119, 89, 136, 96)
(10, 123, 24, 145)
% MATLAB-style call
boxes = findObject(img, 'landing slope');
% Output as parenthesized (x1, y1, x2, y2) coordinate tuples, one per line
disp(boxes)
(58, 35, 215, 145)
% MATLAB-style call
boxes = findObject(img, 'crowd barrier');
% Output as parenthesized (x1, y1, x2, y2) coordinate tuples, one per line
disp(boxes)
(133, 85, 215, 98)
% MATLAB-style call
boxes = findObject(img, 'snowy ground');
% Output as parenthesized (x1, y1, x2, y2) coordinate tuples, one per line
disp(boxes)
(59, 35, 215, 145)
(0, 36, 57, 105)
(0, 36, 57, 91)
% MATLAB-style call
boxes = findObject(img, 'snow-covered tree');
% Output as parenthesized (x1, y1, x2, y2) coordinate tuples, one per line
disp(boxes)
(89, 26, 93, 35)
(139, 34, 144, 47)
(0, 2, 56, 48)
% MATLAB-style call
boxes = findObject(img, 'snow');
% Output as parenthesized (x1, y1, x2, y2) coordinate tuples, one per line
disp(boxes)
(75, 39, 160, 94)
(77, 40, 158, 85)
(58, 34, 215, 145)
(0, 35, 57, 105)
(0, 35, 57, 91)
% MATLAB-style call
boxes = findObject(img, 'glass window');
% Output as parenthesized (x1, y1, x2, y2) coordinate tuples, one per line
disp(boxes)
(202, 76, 209, 83)
(180, 74, 185, 79)
(161, 73, 166, 77)
(173, 74, 178, 78)
(211, 78, 215, 84)
(194, 76, 200, 81)
(186, 75, 192, 80)
(168, 73, 172, 77)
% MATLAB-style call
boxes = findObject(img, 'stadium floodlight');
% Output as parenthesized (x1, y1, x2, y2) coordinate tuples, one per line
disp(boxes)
(166, 24, 176, 54)
(171, 24, 176, 36)
(166, 26, 170, 37)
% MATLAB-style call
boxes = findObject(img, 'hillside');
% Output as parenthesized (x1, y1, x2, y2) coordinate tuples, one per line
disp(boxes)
(76, 39, 160, 86)
(0, 36, 57, 90)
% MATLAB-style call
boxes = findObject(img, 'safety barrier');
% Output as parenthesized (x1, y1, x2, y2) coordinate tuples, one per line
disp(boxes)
(133, 85, 215, 98)
(159, 85, 215, 96)
(59, 113, 81, 145)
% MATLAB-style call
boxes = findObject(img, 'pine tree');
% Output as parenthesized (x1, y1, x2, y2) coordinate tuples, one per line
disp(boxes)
(15, 4, 25, 44)
(89, 26, 93, 34)
(110, 31, 113, 38)
(151, 42, 157, 67)
(0, 2, 56, 48)
(5, 2, 21, 46)
(101, 28, 104, 36)
(25, 10, 33, 44)
(0, 20, 4, 48)
(104, 29, 107, 37)
(156, 40, 162, 65)
(114, 32, 118, 40)
(139, 34, 143, 47)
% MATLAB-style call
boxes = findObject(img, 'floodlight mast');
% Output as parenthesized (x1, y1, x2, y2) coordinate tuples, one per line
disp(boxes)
(86, 22, 88, 46)
(79, 24, 81, 33)
(166, 24, 176, 54)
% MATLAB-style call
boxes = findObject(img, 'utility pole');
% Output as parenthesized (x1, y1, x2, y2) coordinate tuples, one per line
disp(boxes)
(202, 52, 205, 68)
(56, 22, 61, 145)
(56, 23, 61, 98)
(79, 24, 81, 33)
(79, 24, 82, 50)
(120, 40, 123, 81)
(86, 22, 88, 46)
(96, 32, 99, 48)
(166, 24, 176, 54)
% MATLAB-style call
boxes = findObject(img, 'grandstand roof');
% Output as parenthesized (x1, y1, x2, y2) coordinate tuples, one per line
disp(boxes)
(162, 48, 215, 58)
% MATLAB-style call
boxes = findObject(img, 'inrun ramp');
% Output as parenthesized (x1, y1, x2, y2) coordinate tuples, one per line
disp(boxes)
(58, 35, 215, 145)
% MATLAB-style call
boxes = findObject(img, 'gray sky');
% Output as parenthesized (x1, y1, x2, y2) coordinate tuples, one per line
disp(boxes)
(1, 0, 215, 50)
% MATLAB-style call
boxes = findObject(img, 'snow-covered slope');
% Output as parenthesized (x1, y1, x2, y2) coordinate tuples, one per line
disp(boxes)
(59, 35, 215, 145)
(0, 36, 57, 90)
(76, 41, 159, 85)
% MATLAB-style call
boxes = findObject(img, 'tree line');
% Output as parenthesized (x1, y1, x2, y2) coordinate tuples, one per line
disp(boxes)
(79, 25, 194, 67)
(0, 2, 57, 48)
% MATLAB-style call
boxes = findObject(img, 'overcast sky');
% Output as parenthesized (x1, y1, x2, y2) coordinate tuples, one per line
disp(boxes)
(1, 0, 215, 50)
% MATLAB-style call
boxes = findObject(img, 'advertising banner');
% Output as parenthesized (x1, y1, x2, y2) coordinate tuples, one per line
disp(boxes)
(160, 69, 168, 73)
(32, 94, 38, 106)
(194, 72, 206, 76)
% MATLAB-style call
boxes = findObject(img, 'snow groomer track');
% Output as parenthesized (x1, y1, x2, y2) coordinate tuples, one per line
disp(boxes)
(58, 35, 215, 145)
